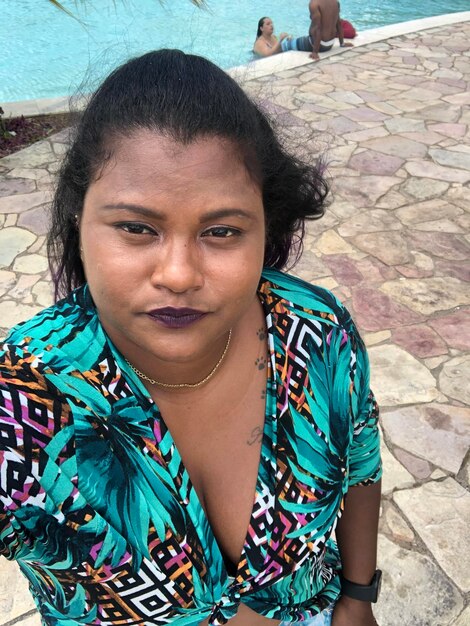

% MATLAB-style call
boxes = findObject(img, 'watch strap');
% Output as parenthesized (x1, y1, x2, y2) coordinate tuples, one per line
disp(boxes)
(340, 569, 382, 603)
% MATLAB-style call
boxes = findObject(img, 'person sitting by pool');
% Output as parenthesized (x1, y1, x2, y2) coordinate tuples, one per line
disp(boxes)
(253, 17, 291, 56)
(308, 0, 354, 61)
(253, 16, 334, 58)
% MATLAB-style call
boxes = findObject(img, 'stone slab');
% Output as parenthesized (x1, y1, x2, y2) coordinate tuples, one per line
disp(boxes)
(400, 178, 450, 201)
(380, 438, 414, 495)
(0, 558, 36, 622)
(439, 356, 470, 405)
(407, 231, 469, 262)
(374, 535, 463, 626)
(393, 448, 432, 480)
(381, 404, 470, 474)
(394, 479, 470, 592)
(0, 177, 36, 197)
(348, 150, 404, 175)
(452, 607, 470, 626)
(429, 309, 470, 352)
(0, 141, 55, 169)
(17, 205, 51, 236)
(0, 270, 16, 299)
(414, 218, 465, 234)
(379, 501, 415, 544)
(368, 344, 438, 407)
(0, 227, 37, 268)
(362, 135, 428, 158)
(12, 254, 49, 275)
(0, 301, 42, 332)
(384, 117, 426, 134)
(405, 161, 470, 183)
(351, 232, 411, 265)
(364, 330, 391, 347)
(352, 286, 421, 331)
(380, 277, 470, 316)
(337, 209, 401, 237)
(430, 147, 470, 171)
(0, 190, 51, 215)
(391, 324, 447, 358)
(333, 175, 400, 207)
(315, 230, 357, 256)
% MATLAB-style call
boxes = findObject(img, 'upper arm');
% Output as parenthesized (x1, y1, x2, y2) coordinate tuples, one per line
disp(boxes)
(0, 379, 41, 560)
(348, 330, 382, 487)
(0, 351, 70, 561)
(254, 39, 267, 56)
(309, 2, 321, 27)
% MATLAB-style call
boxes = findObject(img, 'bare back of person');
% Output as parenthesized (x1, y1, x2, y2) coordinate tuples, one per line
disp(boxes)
(309, 0, 340, 42)
(146, 298, 281, 626)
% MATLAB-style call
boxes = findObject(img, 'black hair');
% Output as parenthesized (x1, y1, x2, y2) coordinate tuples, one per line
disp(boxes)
(48, 49, 327, 300)
(256, 17, 269, 38)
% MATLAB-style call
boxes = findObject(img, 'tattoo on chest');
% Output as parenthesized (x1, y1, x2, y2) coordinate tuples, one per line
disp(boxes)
(255, 356, 267, 370)
(256, 327, 267, 341)
(246, 425, 263, 446)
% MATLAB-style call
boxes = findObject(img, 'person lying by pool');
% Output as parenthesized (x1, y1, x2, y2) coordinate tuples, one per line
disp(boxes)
(0, 49, 382, 626)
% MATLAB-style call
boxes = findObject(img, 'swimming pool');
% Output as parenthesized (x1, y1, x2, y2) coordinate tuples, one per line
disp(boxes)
(2, 0, 469, 103)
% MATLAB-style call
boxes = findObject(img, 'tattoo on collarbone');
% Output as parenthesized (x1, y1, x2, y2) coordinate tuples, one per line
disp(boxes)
(247, 425, 263, 446)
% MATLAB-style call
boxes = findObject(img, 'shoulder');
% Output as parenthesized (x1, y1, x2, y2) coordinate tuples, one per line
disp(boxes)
(260, 267, 354, 333)
(1, 284, 105, 376)
(253, 37, 269, 54)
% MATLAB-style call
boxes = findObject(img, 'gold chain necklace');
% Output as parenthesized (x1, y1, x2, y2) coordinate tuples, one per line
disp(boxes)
(125, 329, 232, 389)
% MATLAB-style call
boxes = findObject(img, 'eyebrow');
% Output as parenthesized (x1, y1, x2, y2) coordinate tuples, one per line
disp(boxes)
(100, 203, 256, 223)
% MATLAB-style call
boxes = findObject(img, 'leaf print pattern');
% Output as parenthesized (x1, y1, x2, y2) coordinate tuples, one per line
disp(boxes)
(0, 269, 381, 625)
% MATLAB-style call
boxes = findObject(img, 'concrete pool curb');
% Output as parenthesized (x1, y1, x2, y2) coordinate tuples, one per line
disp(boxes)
(2, 11, 470, 118)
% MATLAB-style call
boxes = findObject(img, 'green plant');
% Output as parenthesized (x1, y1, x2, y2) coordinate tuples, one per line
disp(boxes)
(0, 107, 12, 140)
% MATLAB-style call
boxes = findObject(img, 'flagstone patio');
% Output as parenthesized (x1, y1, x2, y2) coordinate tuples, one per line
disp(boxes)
(0, 18, 469, 626)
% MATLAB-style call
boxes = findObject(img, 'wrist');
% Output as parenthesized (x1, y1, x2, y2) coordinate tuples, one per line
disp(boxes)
(340, 569, 382, 603)
(338, 595, 373, 613)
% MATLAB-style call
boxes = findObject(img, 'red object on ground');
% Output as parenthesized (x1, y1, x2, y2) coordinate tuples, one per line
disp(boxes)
(341, 19, 357, 39)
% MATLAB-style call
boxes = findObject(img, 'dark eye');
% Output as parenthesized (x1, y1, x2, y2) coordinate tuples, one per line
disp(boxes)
(118, 222, 156, 235)
(203, 226, 240, 238)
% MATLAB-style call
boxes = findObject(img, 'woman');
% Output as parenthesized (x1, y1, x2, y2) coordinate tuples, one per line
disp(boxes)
(253, 17, 313, 57)
(0, 50, 381, 626)
(253, 17, 290, 57)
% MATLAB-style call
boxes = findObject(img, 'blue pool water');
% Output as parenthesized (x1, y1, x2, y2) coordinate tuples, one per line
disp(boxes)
(1, 0, 469, 103)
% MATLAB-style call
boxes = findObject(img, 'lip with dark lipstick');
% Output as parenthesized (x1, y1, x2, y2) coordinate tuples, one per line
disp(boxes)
(147, 307, 207, 329)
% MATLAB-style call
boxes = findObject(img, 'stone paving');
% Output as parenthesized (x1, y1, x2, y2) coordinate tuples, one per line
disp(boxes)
(0, 20, 469, 626)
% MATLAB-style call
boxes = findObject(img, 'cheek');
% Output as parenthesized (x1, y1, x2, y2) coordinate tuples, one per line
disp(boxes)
(212, 260, 262, 307)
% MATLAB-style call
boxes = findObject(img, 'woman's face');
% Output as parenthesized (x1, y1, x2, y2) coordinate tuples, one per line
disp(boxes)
(80, 130, 266, 374)
(261, 18, 274, 35)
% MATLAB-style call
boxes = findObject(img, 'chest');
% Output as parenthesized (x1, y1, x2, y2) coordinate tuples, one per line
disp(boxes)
(154, 354, 269, 571)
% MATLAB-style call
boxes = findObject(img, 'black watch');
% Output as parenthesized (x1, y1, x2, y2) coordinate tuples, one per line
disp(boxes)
(340, 569, 382, 603)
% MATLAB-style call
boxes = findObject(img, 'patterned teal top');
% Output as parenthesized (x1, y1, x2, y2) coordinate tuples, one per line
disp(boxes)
(0, 269, 381, 625)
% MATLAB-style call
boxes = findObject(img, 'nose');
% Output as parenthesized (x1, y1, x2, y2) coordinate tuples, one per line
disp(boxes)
(150, 237, 204, 294)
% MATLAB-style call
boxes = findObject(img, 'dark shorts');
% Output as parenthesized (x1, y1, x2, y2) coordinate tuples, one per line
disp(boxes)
(281, 36, 333, 53)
